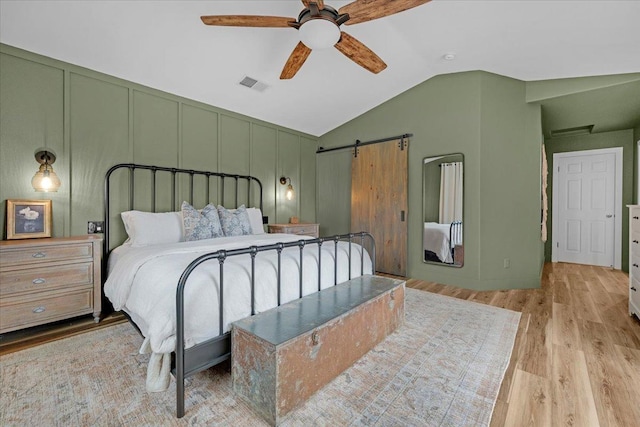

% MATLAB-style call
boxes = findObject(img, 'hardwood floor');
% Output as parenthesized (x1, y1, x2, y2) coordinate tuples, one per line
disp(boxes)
(0, 312, 126, 356)
(407, 262, 640, 427)
(2, 262, 638, 425)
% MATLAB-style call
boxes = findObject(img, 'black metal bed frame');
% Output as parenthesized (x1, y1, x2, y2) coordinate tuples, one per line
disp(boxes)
(449, 221, 462, 262)
(103, 163, 375, 418)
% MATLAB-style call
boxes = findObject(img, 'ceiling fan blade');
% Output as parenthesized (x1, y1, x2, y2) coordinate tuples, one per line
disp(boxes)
(302, 0, 325, 9)
(280, 42, 312, 79)
(200, 15, 294, 28)
(334, 31, 387, 74)
(339, 0, 431, 25)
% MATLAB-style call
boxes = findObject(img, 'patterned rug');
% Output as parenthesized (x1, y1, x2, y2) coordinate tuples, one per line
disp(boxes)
(0, 289, 520, 426)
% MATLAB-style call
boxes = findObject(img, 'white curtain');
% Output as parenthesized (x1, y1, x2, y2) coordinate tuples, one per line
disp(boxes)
(439, 162, 463, 224)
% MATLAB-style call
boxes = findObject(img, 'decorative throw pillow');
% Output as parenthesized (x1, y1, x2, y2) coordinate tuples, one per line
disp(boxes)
(181, 201, 224, 241)
(217, 205, 253, 236)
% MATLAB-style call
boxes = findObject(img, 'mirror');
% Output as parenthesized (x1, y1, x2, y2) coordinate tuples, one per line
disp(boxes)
(423, 154, 464, 267)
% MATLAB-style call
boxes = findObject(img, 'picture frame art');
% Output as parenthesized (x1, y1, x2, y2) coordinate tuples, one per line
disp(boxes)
(6, 199, 52, 239)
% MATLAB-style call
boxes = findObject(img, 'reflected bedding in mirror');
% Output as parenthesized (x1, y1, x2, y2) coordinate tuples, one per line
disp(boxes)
(423, 154, 464, 267)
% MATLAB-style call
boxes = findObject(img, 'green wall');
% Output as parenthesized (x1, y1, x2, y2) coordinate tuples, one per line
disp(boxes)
(544, 130, 634, 271)
(317, 71, 543, 291)
(0, 44, 318, 245)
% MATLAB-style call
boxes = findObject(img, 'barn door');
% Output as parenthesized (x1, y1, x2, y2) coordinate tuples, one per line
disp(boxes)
(351, 138, 408, 276)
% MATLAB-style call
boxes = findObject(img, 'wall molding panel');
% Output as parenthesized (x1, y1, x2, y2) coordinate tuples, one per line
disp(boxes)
(0, 43, 317, 240)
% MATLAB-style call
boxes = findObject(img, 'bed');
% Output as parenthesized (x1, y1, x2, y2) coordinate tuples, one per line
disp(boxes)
(423, 221, 462, 264)
(102, 164, 375, 417)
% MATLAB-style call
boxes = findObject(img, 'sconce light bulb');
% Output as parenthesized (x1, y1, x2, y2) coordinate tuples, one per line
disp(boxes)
(41, 176, 52, 190)
(286, 185, 294, 201)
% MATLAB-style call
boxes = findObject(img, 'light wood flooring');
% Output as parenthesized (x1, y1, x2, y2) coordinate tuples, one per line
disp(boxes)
(2, 262, 638, 425)
(408, 262, 640, 427)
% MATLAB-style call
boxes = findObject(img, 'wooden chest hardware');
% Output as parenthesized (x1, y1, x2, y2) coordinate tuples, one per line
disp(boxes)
(267, 223, 319, 238)
(0, 235, 102, 334)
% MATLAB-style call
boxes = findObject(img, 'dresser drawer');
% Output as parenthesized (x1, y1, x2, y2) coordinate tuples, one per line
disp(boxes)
(631, 254, 640, 278)
(0, 262, 93, 297)
(268, 224, 319, 237)
(0, 242, 93, 267)
(632, 210, 640, 232)
(288, 225, 318, 236)
(631, 230, 640, 252)
(0, 288, 93, 333)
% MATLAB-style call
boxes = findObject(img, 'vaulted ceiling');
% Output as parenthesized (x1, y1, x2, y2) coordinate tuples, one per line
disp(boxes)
(1, 1, 639, 136)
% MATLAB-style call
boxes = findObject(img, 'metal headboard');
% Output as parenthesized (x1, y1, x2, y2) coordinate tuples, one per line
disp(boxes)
(104, 163, 263, 258)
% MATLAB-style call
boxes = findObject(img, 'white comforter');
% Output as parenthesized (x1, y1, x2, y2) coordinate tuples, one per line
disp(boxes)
(105, 234, 373, 355)
(423, 222, 454, 263)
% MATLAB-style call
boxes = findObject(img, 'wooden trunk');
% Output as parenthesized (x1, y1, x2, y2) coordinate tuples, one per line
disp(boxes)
(231, 276, 405, 425)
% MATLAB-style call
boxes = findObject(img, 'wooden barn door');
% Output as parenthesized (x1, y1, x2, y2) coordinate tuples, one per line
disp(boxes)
(351, 138, 408, 276)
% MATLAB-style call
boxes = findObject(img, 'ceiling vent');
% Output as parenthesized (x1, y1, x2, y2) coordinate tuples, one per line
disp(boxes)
(239, 76, 269, 92)
(549, 124, 594, 138)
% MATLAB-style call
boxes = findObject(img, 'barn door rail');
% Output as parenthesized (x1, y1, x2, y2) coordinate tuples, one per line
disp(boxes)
(316, 133, 413, 156)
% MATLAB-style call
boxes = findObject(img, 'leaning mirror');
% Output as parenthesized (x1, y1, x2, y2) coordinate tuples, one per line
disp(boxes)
(423, 154, 464, 267)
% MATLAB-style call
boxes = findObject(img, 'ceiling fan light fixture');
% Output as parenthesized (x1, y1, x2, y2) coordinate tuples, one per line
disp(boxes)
(299, 18, 340, 50)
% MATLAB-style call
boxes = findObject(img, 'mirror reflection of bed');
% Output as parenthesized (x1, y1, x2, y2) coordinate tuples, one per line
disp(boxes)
(423, 154, 464, 267)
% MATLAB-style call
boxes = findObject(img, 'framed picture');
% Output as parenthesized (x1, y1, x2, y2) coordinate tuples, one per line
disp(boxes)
(6, 199, 52, 239)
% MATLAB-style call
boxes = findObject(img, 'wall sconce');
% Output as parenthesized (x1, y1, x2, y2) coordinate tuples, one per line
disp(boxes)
(31, 150, 61, 192)
(280, 176, 294, 200)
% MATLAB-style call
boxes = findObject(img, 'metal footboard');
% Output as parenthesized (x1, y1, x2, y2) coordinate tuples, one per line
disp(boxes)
(175, 232, 376, 418)
(449, 221, 462, 263)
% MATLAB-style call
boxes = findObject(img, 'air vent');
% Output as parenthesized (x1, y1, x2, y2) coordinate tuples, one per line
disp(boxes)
(239, 76, 258, 88)
(550, 125, 594, 138)
(238, 76, 269, 92)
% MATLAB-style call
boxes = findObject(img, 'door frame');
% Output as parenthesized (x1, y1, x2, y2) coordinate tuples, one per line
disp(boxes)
(551, 147, 622, 269)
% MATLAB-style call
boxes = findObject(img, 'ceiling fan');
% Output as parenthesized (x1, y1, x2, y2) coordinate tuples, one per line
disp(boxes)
(201, 0, 431, 79)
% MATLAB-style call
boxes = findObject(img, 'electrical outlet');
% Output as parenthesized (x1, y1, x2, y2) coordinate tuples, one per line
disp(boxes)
(87, 221, 104, 234)
(503, 258, 511, 269)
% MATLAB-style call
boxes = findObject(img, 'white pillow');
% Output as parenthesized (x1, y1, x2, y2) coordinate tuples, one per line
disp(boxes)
(120, 210, 183, 247)
(246, 207, 265, 234)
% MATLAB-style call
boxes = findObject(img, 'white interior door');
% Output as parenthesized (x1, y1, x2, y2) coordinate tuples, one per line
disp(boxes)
(554, 151, 616, 267)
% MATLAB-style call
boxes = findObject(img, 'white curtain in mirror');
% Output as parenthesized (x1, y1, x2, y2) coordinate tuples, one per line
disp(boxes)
(439, 162, 463, 223)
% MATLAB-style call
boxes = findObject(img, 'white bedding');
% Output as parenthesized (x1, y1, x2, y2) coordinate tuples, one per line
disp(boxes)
(105, 233, 372, 356)
(423, 222, 454, 263)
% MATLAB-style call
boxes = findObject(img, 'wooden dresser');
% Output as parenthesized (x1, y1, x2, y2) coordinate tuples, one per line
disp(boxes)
(0, 235, 102, 334)
(629, 205, 640, 318)
(267, 223, 319, 238)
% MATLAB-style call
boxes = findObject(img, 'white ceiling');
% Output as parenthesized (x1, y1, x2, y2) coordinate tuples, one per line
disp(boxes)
(1, 1, 639, 137)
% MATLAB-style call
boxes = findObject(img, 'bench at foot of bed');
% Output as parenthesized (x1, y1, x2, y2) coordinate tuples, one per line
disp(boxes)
(231, 275, 405, 426)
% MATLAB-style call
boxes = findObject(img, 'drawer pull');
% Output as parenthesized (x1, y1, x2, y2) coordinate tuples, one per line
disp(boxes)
(32, 278, 46, 284)
(635, 216, 640, 220)
(634, 264, 639, 268)
(32, 306, 46, 313)
(634, 240, 639, 244)
(632, 287, 638, 292)
(32, 252, 46, 258)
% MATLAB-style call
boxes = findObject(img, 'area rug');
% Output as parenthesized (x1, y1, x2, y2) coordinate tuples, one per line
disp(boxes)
(0, 288, 520, 426)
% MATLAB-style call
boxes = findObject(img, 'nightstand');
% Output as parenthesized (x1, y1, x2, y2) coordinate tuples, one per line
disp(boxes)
(0, 235, 102, 334)
(267, 223, 319, 238)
